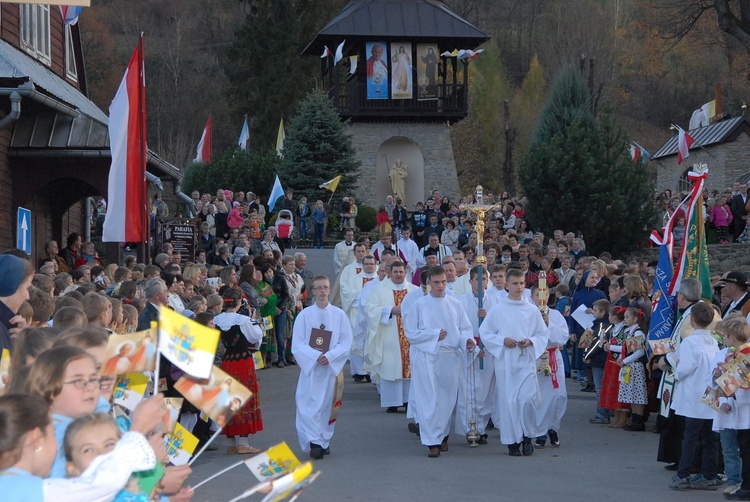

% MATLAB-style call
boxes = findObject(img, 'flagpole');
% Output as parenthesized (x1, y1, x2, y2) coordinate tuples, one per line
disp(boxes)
(139, 33, 149, 265)
(226, 482, 269, 502)
(152, 314, 160, 397)
(188, 428, 223, 466)
(192, 460, 244, 490)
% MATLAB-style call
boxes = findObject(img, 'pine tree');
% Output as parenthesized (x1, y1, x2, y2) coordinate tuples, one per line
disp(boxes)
(278, 89, 360, 205)
(520, 65, 655, 255)
(182, 148, 278, 198)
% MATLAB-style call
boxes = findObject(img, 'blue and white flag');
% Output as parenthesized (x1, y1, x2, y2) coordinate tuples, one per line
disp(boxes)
(238, 116, 250, 152)
(646, 231, 676, 355)
(268, 175, 285, 213)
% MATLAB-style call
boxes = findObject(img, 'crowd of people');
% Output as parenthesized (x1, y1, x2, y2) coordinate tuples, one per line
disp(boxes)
(2, 179, 750, 500)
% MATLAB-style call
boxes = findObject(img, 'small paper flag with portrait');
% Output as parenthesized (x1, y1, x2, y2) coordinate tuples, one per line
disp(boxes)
(173, 365, 253, 429)
(100, 328, 157, 376)
(0, 349, 10, 396)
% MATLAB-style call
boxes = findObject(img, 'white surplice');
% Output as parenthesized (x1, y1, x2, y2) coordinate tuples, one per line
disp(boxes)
(535, 308, 569, 433)
(479, 296, 549, 444)
(292, 302, 352, 451)
(455, 291, 498, 436)
(341, 269, 376, 331)
(396, 237, 419, 278)
(365, 278, 417, 407)
(403, 293, 474, 446)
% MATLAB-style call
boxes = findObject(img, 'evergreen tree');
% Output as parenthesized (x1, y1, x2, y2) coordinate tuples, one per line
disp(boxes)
(224, 0, 342, 151)
(278, 89, 360, 205)
(520, 65, 655, 255)
(183, 148, 278, 198)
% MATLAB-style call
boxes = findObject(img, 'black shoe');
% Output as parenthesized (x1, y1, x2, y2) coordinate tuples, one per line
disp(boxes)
(386, 406, 399, 413)
(322, 447, 330, 456)
(364, 375, 372, 383)
(310, 443, 323, 459)
(286, 359, 297, 366)
(521, 438, 534, 456)
(428, 446, 441, 458)
(353, 375, 364, 383)
(548, 430, 559, 447)
(534, 438, 546, 449)
(408, 423, 420, 435)
(664, 463, 679, 471)
(564, 372, 571, 378)
(486, 419, 495, 430)
(581, 386, 596, 393)
(726, 489, 750, 500)
(478, 434, 488, 445)
(508, 443, 522, 456)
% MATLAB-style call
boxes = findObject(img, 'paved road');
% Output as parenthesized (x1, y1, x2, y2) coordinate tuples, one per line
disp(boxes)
(187, 249, 720, 501)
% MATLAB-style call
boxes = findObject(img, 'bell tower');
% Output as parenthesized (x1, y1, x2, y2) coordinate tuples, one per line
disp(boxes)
(304, 0, 489, 208)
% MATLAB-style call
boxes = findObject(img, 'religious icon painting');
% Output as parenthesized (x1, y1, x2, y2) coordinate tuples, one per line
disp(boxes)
(101, 328, 157, 376)
(366, 42, 389, 99)
(390, 42, 413, 99)
(416, 43, 439, 100)
(174, 365, 253, 429)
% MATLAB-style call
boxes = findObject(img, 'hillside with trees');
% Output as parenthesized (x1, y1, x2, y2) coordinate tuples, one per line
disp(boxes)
(80, 0, 750, 197)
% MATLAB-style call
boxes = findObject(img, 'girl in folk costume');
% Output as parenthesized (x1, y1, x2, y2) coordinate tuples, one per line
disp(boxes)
(616, 307, 649, 431)
(214, 288, 264, 454)
(600, 306, 629, 428)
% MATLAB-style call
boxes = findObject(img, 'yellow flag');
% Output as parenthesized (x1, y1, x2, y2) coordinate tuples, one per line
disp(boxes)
(319, 175, 342, 193)
(112, 372, 150, 411)
(158, 306, 220, 379)
(164, 422, 199, 466)
(243, 442, 301, 481)
(276, 119, 285, 158)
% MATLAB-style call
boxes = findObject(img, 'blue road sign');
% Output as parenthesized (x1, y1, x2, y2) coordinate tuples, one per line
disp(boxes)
(16, 207, 31, 255)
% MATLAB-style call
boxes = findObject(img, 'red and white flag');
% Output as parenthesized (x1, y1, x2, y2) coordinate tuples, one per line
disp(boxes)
(102, 37, 146, 243)
(677, 127, 695, 165)
(193, 116, 212, 163)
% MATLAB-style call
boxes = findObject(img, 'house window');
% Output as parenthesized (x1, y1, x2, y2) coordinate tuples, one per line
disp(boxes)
(20, 4, 51, 65)
(65, 24, 77, 81)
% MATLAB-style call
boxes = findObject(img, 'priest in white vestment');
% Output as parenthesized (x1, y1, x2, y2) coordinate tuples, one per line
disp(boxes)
(456, 267, 498, 443)
(348, 255, 378, 383)
(350, 258, 384, 381)
(479, 268, 549, 456)
(331, 241, 367, 307)
(530, 284, 569, 448)
(365, 260, 417, 411)
(292, 276, 352, 459)
(404, 266, 475, 458)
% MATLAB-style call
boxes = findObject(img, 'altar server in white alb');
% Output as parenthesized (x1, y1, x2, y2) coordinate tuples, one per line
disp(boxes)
(479, 267, 548, 456)
(292, 276, 352, 460)
(404, 266, 475, 458)
(455, 266, 498, 445)
(365, 260, 418, 412)
(530, 282, 568, 449)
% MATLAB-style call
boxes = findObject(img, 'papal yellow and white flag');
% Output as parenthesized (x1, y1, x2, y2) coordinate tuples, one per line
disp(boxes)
(262, 462, 315, 502)
(164, 422, 199, 466)
(243, 442, 301, 482)
(319, 175, 342, 193)
(158, 305, 220, 379)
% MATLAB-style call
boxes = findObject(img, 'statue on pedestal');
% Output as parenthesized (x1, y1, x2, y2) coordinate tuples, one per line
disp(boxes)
(389, 159, 408, 203)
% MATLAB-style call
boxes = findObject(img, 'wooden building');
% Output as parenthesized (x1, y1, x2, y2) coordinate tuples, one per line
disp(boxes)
(304, 0, 489, 208)
(0, 4, 186, 265)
